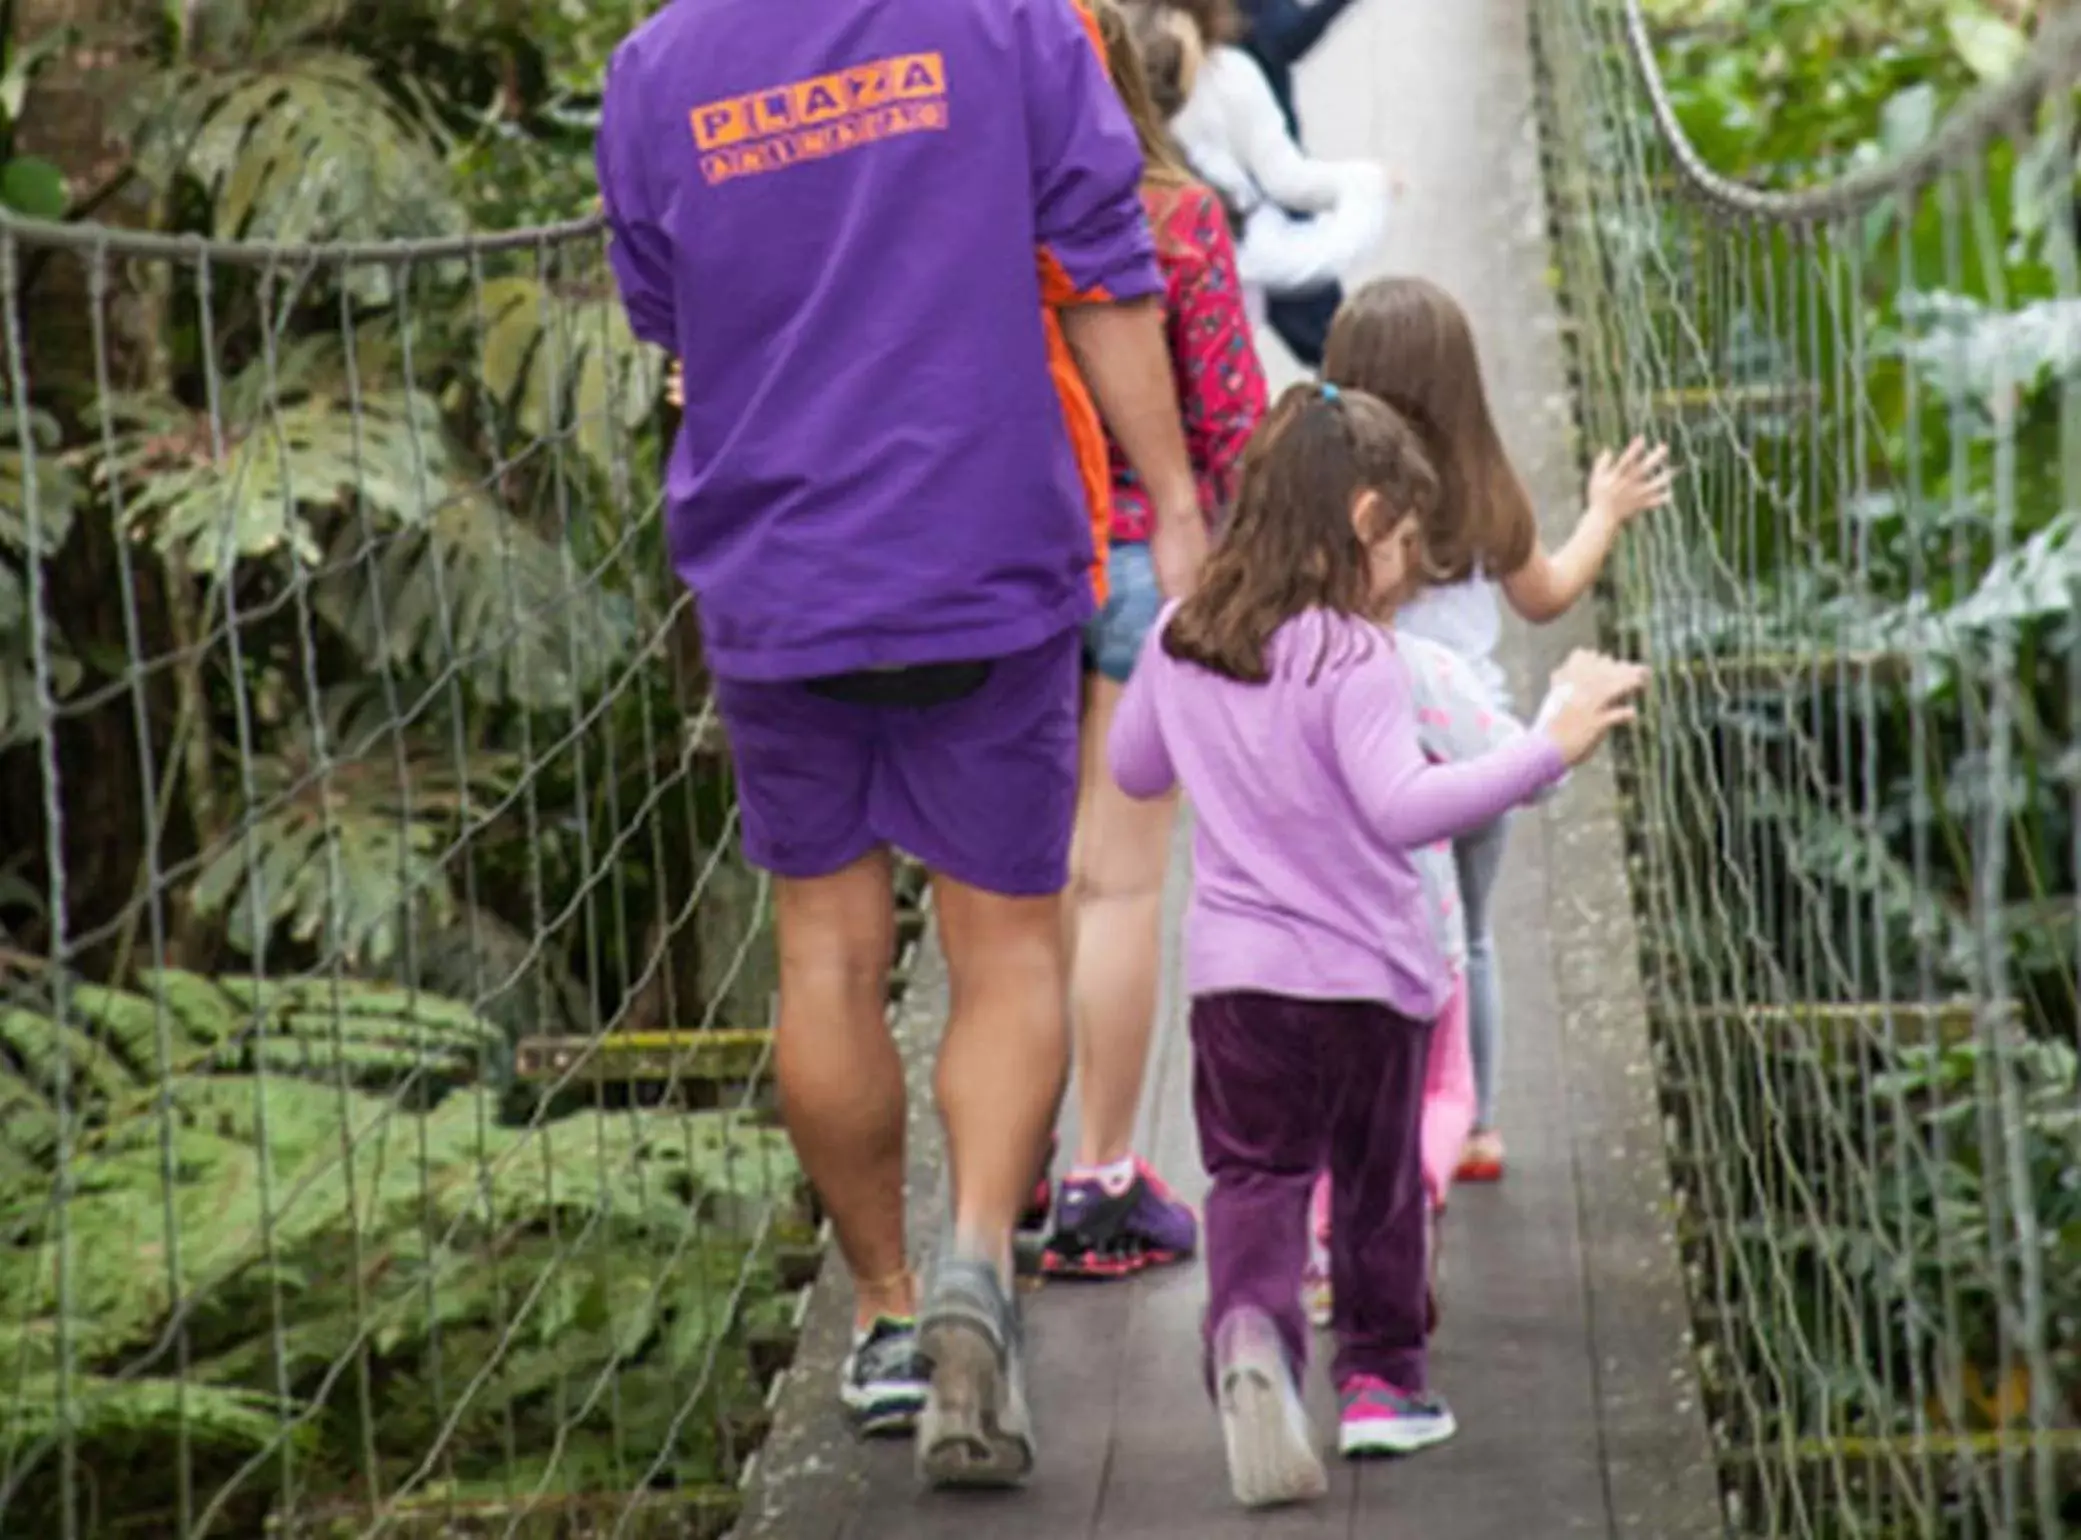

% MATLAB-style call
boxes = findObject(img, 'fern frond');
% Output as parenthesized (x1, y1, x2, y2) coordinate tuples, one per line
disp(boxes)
(0, 1372, 295, 1452)
(203, 976, 504, 1090)
(65, 982, 220, 1082)
(136, 969, 244, 1048)
(0, 1007, 138, 1106)
(427, 1094, 798, 1236)
(0, 407, 86, 747)
(0, 1079, 58, 1164)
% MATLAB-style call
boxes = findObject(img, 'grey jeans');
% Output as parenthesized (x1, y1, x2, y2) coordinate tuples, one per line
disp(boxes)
(1454, 814, 1511, 1130)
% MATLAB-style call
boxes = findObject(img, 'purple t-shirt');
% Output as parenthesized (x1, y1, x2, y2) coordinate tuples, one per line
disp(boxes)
(1109, 605, 1567, 1017)
(597, 0, 1163, 682)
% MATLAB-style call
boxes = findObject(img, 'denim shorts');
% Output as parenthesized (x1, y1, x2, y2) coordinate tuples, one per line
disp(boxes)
(1082, 540, 1162, 683)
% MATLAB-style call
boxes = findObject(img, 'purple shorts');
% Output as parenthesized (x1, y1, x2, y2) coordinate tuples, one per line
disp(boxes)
(714, 628, 1082, 897)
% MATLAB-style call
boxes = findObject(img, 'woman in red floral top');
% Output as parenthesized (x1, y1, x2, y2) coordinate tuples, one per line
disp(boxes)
(1040, 0, 1271, 1282)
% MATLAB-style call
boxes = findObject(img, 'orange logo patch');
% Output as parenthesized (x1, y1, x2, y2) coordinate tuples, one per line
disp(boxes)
(690, 53, 950, 185)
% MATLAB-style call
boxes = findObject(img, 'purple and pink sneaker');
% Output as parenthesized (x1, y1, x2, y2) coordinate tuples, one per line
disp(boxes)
(1040, 1158, 1198, 1279)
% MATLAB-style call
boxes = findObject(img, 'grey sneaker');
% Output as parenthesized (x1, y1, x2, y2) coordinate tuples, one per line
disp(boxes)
(914, 1254, 1035, 1488)
(1213, 1308, 1327, 1509)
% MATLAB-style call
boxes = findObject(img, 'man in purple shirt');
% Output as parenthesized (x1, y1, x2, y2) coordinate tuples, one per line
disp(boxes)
(598, 0, 1207, 1490)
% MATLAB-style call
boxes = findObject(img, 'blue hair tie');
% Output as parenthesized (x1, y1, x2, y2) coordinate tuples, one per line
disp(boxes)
(1319, 383, 1341, 403)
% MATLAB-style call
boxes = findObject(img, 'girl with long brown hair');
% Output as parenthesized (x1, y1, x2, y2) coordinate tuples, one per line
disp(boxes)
(1323, 276, 1672, 1184)
(1108, 382, 1647, 1505)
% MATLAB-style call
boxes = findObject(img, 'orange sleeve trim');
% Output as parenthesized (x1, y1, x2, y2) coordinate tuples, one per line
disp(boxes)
(1072, 0, 1106, 62)
(1051, 1, 1115, 605)
(1037, 244, 1118, 310)
(1041, 307, 1112, 606)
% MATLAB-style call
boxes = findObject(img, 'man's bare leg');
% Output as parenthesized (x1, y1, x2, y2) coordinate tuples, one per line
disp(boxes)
(914, 872, 1070, 1486)
(932, 875, 1071, 1282)
(771, 848, 912, 1326)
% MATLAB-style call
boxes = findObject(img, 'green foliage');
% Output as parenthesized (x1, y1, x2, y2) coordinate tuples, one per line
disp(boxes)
(0, 406, 82, 748)
(0, 156, 64, 219)
(123, 52, 461, 249)
(474, 275, 666, 477)
(0, 0, 785, 1526)
(1640, 0, 2017, 186)
(189, 790, 458, 973)
(1717, 1026, 2081, 1438)
(94, 372, 453, 574)
(312, 489, 642, 711)
(0, 973, 800, 1525)
(1615, 4, 2081, 1512)
(0, 26, 74, 219)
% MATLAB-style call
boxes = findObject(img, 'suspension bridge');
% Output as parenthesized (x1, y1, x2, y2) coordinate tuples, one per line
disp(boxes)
(0, 1, 2076, 1538)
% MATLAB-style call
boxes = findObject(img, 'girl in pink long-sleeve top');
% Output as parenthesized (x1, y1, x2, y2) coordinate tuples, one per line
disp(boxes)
(1108, 382, 1648, 1509)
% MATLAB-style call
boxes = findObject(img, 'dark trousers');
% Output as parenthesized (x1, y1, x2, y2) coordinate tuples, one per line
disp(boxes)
(1238, 0, 1369, 133)
(1190, 991, 1433, 1394)
(1266, 285, 1341, 371)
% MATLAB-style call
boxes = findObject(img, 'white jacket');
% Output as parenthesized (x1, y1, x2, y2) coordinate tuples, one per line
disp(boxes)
(1171, 46, 1387, 300)
(1233, 163, 1388, 298)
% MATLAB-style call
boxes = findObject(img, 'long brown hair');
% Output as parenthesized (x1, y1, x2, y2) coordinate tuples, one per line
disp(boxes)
(1164, 383, 1442, 684)
(1091, 0, 1194, 190)
(1322, 277, 1537, 581)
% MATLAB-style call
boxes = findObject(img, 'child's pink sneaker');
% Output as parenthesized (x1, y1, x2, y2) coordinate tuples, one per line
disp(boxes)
(1337, 1375, 1457, 1457)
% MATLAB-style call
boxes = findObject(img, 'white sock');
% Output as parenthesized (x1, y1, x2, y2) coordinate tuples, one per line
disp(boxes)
(1073, 1155, 1138, 1191)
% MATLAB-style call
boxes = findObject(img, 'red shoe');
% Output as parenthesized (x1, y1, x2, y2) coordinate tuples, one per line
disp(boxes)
(1455, 1132, 1505, 1184)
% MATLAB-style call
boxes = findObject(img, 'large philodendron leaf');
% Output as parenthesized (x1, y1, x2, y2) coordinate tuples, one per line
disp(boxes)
(474, 274, 664, 475)
(93, 384, 454, 573)
(313, 489, 641, 710)
(189, 745, 464, 971)
(122, 51, 460, 251)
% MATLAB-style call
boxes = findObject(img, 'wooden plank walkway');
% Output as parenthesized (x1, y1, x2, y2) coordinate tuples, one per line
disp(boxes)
(736, 2, 1723, 1536)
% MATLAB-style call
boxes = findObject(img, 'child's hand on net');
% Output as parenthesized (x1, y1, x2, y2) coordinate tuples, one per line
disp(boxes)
(665, 358, 684, 411)
(1586, 437, 1674, 527)
(1536, 649, 1649, 767)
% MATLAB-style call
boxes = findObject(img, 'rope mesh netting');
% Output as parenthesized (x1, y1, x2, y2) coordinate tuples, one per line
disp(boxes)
(1540, 3, 2081, 1536)
(8, 1, 2081, 1536)
(0, 183, 938, 1535)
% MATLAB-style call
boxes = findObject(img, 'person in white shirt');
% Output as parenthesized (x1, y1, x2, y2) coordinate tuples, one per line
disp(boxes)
(1323, 277, 1674, 1183)
(1205, 0, 1374, 362)
(1131, 1, 1390, 351)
